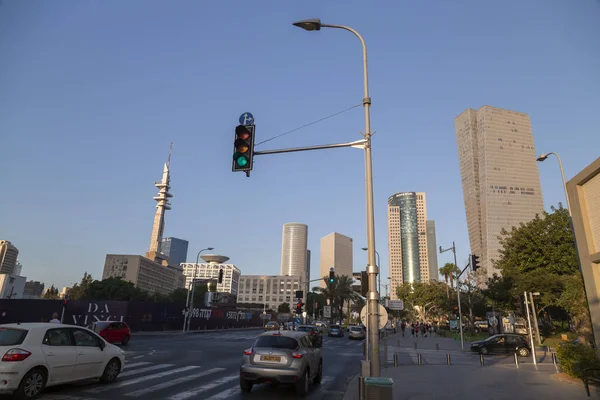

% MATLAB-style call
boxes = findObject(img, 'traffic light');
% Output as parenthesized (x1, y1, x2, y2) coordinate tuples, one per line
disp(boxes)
(471, 254, 481, 271)
(360, 271, 368, 296)
(329, 268, 335, 283)
(232, 125, 255, 172)
(295, 301, 303, 314)
(218, 269, 224, 284)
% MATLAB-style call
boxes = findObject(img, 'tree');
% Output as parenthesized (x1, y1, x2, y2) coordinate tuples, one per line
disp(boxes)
(83, 277, 148, 301)
(396, 281, 448, 322)
(67, 272, 93, 300)
(312, 274, 358, 323)
(42, 285, 60, 299)
(277, 302, 291, 313)
(439, 263, 460, 298)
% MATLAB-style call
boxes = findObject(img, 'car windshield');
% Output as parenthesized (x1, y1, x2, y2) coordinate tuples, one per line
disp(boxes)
(296, 326, 314, 332)
(330, 325, 340, 329)
(350, 327, 362, 332)
(254, 336, 298, 349)
(93, 322, 110, 332)
(0, 328, 28, 345)
(266, 322, 277, 325)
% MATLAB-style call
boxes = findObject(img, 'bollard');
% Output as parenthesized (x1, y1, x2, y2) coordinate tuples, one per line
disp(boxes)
(417, 353, 422, 365)
(413, 342, 417, 349)
(435, 342, 439, 351)
(358, 376, 365, 400)
(446, 353, 452, 365)
(393, 353, 399, 367)
(514, 353, 519, 368)
(480, 354, 485, 366)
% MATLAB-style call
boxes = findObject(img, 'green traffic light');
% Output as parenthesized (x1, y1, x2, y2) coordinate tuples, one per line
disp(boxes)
(234, 153, 248, 167)
(329, 278, 334, 283)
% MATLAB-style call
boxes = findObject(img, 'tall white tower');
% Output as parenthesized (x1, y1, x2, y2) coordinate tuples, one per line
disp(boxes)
(147, 145, 173, 261)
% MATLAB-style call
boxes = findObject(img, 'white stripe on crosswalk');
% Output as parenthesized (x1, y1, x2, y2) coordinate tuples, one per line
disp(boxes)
(123, 361, 152, 369)
(202, 386, 240, 400)
(167, 375, 238, 400)
(119, 363, 174, 377)
(125, 368, 225, 397)
(86, 365, 201, 393)
(41, 396, 95, 400)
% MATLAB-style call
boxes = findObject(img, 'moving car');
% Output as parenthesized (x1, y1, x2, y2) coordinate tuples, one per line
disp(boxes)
(470, 334, 531, 356)
(348, 326, 366, 340)
(0, 323, 125, 399)
(91, 321, 131, 345)
(296, 325, 323, 347)
(264, 321, 280, 331)
(240, 330, 322, 395)
(328, 325, 344, 338)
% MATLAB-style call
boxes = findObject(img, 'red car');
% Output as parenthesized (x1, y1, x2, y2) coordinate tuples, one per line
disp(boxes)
(92, 321, 131, 345)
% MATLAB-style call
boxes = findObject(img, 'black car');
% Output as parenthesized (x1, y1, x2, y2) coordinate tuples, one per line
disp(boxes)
(470, 334, 531, 357)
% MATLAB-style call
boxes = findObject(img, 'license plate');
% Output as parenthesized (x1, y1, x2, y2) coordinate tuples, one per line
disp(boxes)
(261, 355, 281, 362)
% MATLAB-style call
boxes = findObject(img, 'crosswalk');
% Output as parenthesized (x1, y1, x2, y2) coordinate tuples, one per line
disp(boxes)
(41, 359, 338, 400)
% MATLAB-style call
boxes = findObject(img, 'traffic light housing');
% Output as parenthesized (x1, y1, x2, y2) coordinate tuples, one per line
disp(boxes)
(218, 269, 224, 284)
(295, 301, 303, 314)
(329, 268, 335, 283)
(360, 271, 368, 296)
(232, 124, 255, 172)
(471, 254, 481, 271)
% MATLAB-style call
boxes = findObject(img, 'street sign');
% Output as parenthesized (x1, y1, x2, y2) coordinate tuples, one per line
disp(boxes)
(323, 305, 331, 318)
(387, 299, 404, 311)
(239, 112, 254, 125)
(360, 304, 388, 330)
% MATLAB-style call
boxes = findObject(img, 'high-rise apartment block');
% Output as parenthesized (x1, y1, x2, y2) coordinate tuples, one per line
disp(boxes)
(455, 106, 544, 280)
(426, 221, 439, 281)
(280, 223, 309, 299)
(388, 192, 430, 299)
(238, 275, 302, 311)
(320, 232, 353, 288)
(0, 241, 19, 275)
(161, 237, 189, 266)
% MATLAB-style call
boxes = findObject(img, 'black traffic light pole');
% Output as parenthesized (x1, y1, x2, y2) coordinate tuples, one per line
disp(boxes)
(254, 139, 367, 156)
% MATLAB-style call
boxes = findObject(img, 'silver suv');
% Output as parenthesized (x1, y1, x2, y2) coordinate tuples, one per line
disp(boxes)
(240, 330, 323, 395)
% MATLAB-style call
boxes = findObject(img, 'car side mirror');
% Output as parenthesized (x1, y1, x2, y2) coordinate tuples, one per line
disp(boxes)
(99, 340, 106, 351)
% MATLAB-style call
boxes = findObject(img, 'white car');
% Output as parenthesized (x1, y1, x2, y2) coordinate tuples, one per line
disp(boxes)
(0, 322, 125, 399)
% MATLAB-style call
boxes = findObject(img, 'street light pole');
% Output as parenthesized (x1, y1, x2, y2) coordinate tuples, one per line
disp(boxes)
(293, 18, 380, 377)
(440, 242, 464, 350)
(537, 152, 571, 213)
(362, 248, 381, 298)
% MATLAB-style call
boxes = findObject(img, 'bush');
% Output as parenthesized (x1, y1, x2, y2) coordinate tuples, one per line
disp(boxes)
(556, 342, 600, 378)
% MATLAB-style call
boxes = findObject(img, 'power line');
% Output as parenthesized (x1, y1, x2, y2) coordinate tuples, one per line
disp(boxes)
(254, 103, 362, 147)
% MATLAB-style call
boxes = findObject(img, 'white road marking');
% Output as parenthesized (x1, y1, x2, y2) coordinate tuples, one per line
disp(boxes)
(86, 365, 200, 393)
(123, 361, 152, 369)
(42, 396, 96, 400)
(125, 368, 225, 397)
(132, 355, 145, 359)
(202, 386, 240, 400)
(167, 375, 238, 400)
(119, 363, 174, 377)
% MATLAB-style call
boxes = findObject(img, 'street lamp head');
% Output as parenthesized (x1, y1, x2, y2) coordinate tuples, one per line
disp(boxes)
(207, 247, 215, 251)
(292, 18, 322, 31)
(536, 154, 549, 162)
(361, 247, 368, 251)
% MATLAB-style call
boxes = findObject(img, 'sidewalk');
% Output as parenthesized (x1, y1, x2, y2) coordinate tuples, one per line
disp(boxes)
(131, 327, 262, 336)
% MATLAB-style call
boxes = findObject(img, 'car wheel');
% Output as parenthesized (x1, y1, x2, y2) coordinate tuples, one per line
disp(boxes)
(479, 347, 489, 355)
(14, 368, 47, 399)
(240, 376, 253, 392)
(518, 347, 530, 357)
(100, 358, 121, 383)
(295, 369, 310, 396)
(314, 361, 323, 384)
(122, 335, 130, 345)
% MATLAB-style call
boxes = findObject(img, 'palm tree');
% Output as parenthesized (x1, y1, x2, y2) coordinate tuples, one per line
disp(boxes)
(313, 274, 358, 324)
(439, 263, 460, 298)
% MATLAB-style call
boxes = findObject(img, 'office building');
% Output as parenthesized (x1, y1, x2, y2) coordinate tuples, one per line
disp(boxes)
(238, 275, 302, 311)
(103, 254, 185, 296)
(426, 221, 439, 281)
(181, 263, 240, 295)
(161, 237, 189, 266)
(388, 192, 430, 298)
(13, 262, 22, 277)
(23, 281, 44, 299)
(0, 274, 26, 299)
(320, 232, 353, 287)
(455, 106, 544, 279)
(280, 223, 309, 299)
(0, 241, 19, 275)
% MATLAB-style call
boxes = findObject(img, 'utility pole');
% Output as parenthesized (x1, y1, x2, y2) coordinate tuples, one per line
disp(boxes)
(529, 292, 542, 346)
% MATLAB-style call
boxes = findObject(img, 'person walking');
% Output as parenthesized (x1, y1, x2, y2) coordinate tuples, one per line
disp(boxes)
(49, 312, 61, 324)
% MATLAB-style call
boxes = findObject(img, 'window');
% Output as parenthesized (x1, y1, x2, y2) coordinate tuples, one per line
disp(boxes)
(0, 328, 28, 345)
(43, 329, 72, 346)
(253, 336, 298, 349)
(72, 329, 99, 347)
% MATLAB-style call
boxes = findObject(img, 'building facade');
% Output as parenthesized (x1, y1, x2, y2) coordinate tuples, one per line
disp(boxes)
(280, 223, 309, 299)
(388, 192, 430, 298)
(320, 232, 353, 287)
(180, 263, 240, 296)
(103, 254, 185, 296)
(161, 237, 189, 266)
(0, 274, 26, 299)
(23, 281, 44, 299)
(426, 220, 439, 281)
(566, 156, 600, 353)
(0, 241, 19, 275)
(238, 275, 302, 311)
(455, 106, 544, 280)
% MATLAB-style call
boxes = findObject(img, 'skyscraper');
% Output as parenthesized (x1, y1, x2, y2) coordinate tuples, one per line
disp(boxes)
(455, 106, 544, 280)
(161, 237, 189, 266)
(0, 240, 19, 275)
(280, 223, 308, 298)
(426, 221, 439, 281)
(320, 232, 353, 288)
(388, 192, 429, 298)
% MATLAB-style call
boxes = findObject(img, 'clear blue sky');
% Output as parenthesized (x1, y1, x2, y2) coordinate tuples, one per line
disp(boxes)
(1, 0, 599, 290)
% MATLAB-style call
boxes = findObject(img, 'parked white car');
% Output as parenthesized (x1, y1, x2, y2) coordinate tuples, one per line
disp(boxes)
(0, 322, 125, 399)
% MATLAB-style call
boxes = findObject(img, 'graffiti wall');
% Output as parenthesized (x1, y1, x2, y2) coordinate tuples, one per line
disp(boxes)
(0, 299, 263, 331)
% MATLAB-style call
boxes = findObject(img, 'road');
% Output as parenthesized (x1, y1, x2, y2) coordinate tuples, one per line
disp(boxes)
(39, 329, 363, 400)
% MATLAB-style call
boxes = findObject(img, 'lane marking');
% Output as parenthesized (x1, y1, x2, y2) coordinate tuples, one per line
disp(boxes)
(119, 363, 174, 377)
(203, 386, 240, 400)
(86, 365, 200, 393)
(125, 368, 225, 397)
(132, 355, 145, 359)
(167, 375, 238, 400)
(123, 361, 152, 369)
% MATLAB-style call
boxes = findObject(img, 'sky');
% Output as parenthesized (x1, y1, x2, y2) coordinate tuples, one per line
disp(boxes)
(1, 0, 599, 291)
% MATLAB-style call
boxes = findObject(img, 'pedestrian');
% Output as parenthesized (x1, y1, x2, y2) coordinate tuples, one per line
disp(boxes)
(401, 321, 406, 337)
(49, 312, 61, 324)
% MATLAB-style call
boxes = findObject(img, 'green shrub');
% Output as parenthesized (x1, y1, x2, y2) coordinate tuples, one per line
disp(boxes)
(556, 342, 600, 378)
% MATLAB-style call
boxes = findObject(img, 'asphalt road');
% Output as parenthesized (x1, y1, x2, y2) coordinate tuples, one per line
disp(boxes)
(38, 329, 364, 400)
